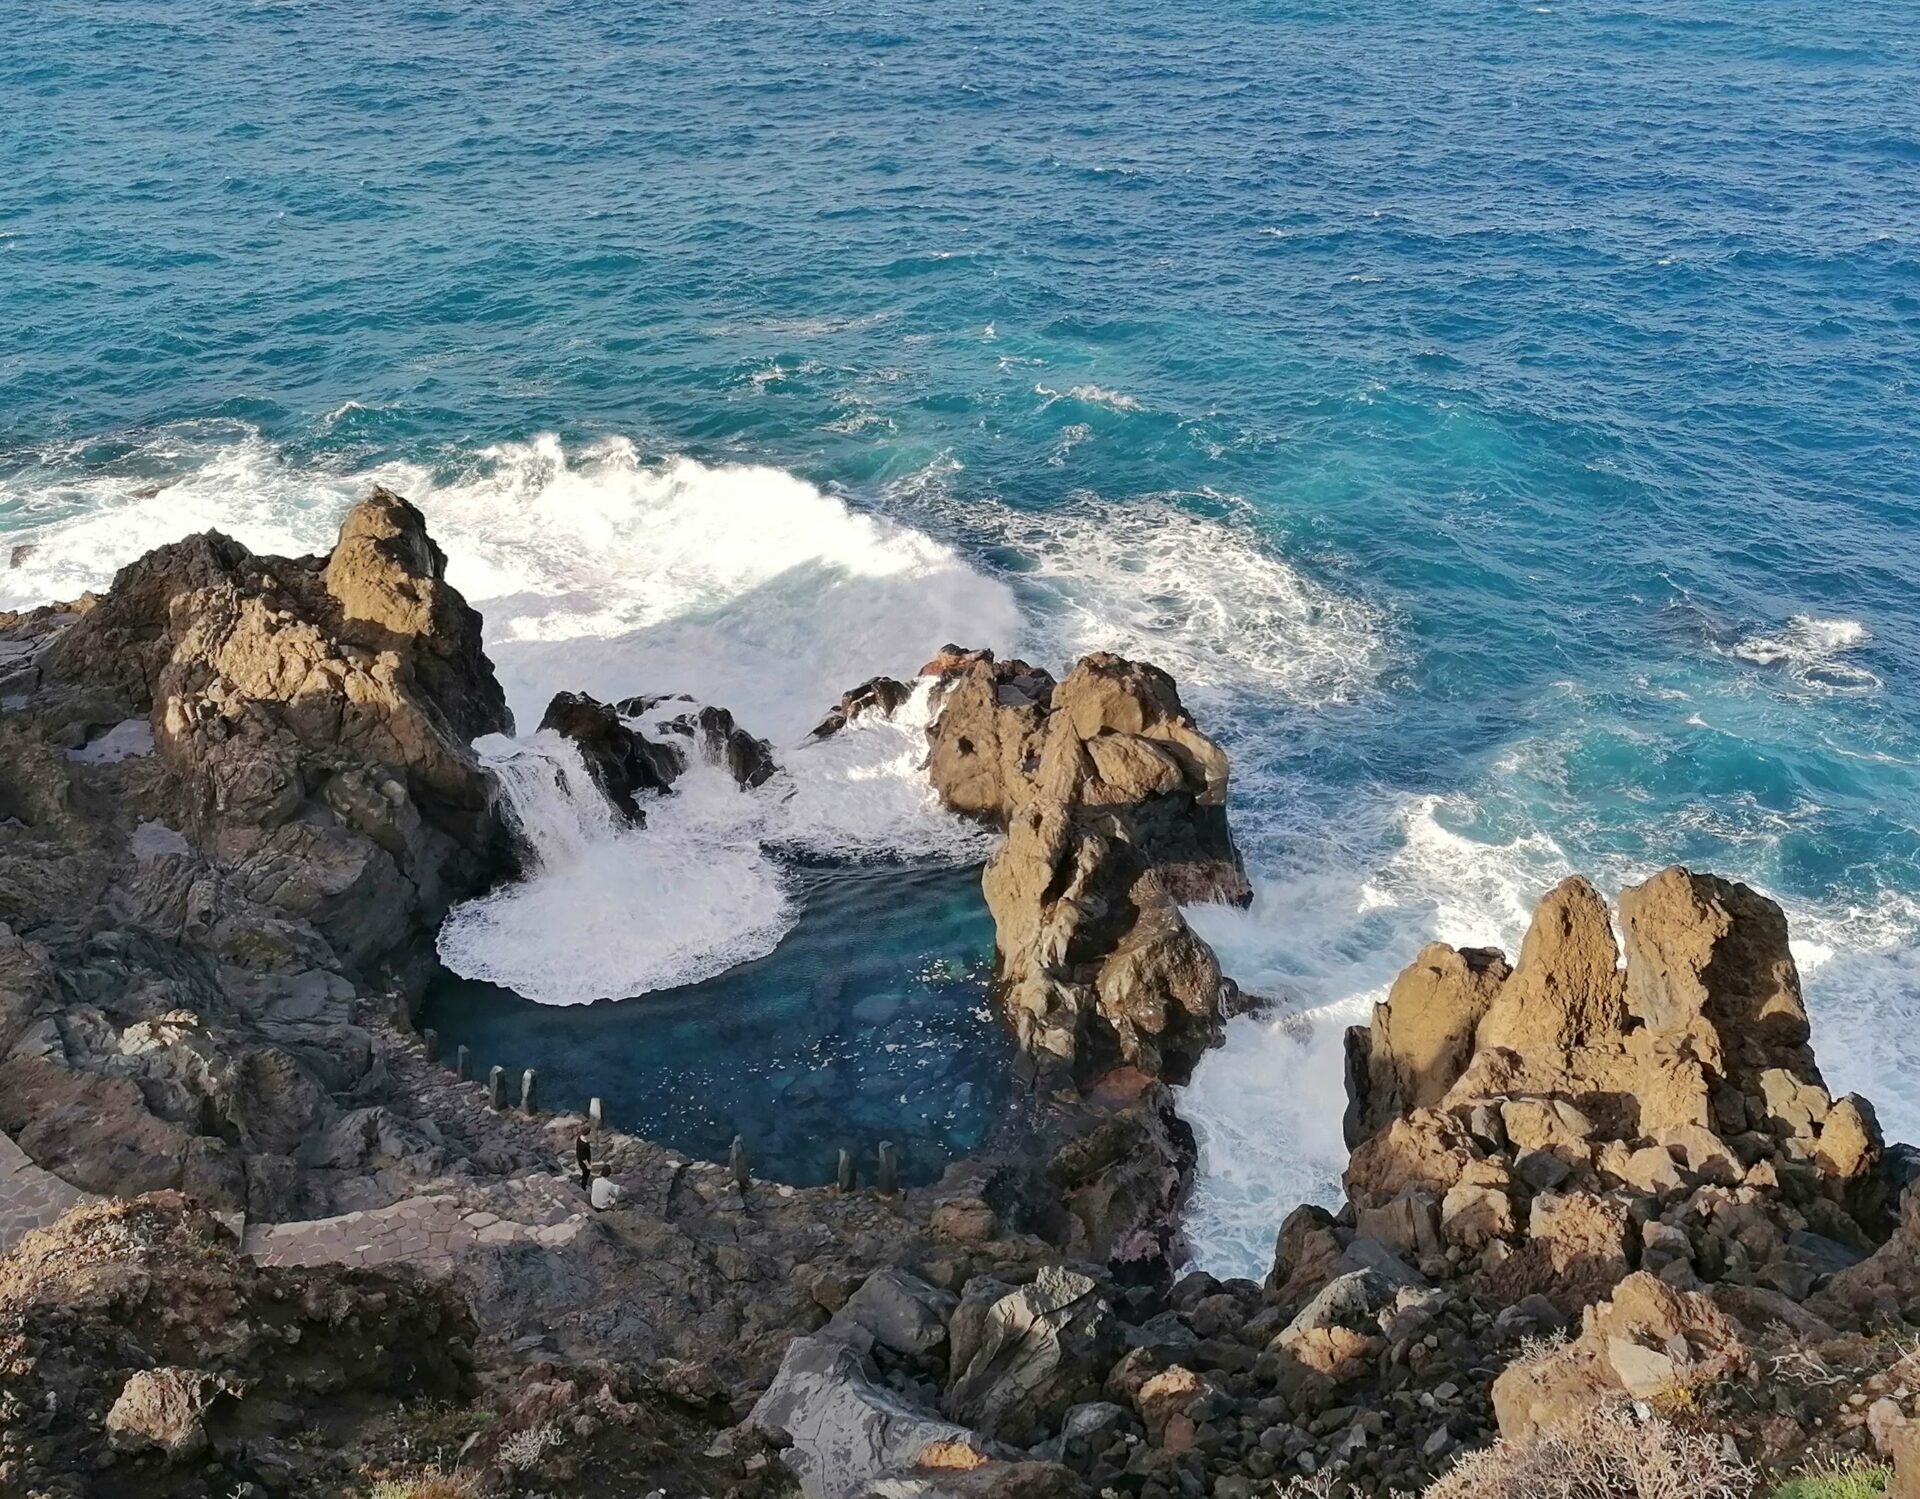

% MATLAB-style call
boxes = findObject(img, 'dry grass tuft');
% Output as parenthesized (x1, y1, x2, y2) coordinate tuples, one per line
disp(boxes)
(1422, 1399, 1752, 1499)
(365, 1468, 478, 1499)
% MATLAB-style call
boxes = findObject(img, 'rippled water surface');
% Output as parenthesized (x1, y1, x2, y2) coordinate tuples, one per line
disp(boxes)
(5, 0, 1919, 1271)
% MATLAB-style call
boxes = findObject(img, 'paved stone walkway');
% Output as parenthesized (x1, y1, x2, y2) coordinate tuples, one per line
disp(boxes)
(240, 1156, 762, 1274)
(244, 1178, 591, 1273)
(3, 1024, 858, 1285)
(0, 1131, 96, 1256)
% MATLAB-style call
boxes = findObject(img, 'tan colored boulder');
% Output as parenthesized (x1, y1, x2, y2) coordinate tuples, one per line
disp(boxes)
(1266, 1204, 1343, 1306)
(1476, 877, 1626, 1054)
(1354, 943, 1510, 1141)
(45, 493, 512, 974)
(1614, 1144, 1688, 1197)
(1617, 866, 1808, 1054)
(1442, 1178, 1516, 1250)
(321, 487, 510, 742)
(1759, 1066, 1831, 1139)
(1480, 1191, 1634, 1314)
(1816, 1094, 1882, 1177)
(1491, 1272, 1746, 1441)
(1281, 1325, 1378, 1381)
(1355, 1191, 1442, 1261)
(923, 654, 1054, 825)
(1500, 1097, 1598, 1156)
(1891, 1420, 1920, 1499)
(925, 648, 1247, 1085)
(1134, 1366, 1208, 1449)
(1346, 1111, 1479, 1211)
(105, 1367, 219, 1457)
(1657, 1123, 1743, 1185)
(931, 1199, 999, 1245)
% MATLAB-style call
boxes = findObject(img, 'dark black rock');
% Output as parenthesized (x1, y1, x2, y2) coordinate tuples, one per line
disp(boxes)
(538, 690, 684, 823)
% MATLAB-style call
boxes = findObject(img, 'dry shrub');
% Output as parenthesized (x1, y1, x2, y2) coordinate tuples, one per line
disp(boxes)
(1423, 1399, 1754, 1499)
(365, 1467, 478, 1499)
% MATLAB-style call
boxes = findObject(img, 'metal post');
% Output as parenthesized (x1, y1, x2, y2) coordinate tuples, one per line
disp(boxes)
(487, 1065, 506, 1110)
(422, 1028, 439, 1063)
(520, 1068, 539, 1114)
(589, 1096, 604, 1133)
(876, 1140, 899, 1196)
(455, 1044, 471, 1081)
(730, 1135, 750, 1191)
(835, 1148, 856, 1194)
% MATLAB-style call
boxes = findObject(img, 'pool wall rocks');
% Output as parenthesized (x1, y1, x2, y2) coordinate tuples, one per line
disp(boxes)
(0, 489, 1251, 1258)
(7, 490, 1920, 1496)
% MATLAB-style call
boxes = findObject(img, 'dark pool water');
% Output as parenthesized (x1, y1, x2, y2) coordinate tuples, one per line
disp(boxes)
(419, 862, 1011, 1187)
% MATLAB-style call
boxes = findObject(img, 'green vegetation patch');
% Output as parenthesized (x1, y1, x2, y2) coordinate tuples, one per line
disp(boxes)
(1772, 1461, 1893, 1499)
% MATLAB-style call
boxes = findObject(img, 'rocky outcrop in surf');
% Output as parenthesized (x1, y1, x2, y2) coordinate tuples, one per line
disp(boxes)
(809, 674, 913, 740)
(36, 484, 512, 964)
(797, 647, 1251, 1279)
(537, 690, 777, 824)
(0, 491, 515, 1218)
(537, 690, 685, 823)
(1226, 867, 1920, 1492)
(921, 647, 1249, 1084)
(1340, 868, 1885, 1316)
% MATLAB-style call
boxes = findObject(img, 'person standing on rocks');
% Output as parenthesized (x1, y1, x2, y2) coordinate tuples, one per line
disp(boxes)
(575, 1126, 593, 1192)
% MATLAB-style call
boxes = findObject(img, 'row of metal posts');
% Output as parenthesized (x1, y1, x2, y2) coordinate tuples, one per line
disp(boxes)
(421, 1027, 900, 1195)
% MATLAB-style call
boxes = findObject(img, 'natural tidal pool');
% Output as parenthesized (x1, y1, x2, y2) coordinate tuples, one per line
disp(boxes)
(419, 862, 1011, 1187)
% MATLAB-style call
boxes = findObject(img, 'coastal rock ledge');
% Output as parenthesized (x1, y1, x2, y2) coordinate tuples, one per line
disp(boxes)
(0, 490, 514, 1220)
(5, 493, 1920, 1499)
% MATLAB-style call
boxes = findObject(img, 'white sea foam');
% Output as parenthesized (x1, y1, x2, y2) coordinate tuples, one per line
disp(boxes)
(2, 431, 1018, 1003)
(437, 681, 992, 1005)
(1790, 892, 1920, 1147)
(408, 442, 1018, 1000)
(1728, 614, 1880, 693)
(1001, 495, 1388, 707)
(438, 732, 795, 1004)
(1033, 383, 1145, 413)
(878, 466, 1389, 709)
(0, 429, 356, 610)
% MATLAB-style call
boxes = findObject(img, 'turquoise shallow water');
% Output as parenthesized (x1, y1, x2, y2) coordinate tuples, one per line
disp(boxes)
(4, 0, 1919, 1271)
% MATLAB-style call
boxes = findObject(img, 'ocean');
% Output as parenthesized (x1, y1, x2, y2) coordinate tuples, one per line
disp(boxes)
(4, 0, 1918, 1272)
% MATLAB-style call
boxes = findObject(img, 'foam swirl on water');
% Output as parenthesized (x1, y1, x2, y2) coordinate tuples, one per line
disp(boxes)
(1728, 614, 1881, 693)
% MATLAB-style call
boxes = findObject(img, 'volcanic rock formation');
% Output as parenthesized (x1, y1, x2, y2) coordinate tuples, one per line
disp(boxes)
(919, 647, 1250, 1085)
(1340, 869, 1884, 1316)
(0, 491, 514, 1218)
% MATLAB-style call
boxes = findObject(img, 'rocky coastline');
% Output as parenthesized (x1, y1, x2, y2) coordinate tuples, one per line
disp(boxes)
(3, 492, 1919, 1499)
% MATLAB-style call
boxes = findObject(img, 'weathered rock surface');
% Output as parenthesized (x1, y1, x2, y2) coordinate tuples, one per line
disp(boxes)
(748, 1328, 1024, 1499)
(539, 689, 685, 822)
(810, 675, 913, 740)
(0, 1192, 474, 1495)
(923, 648, 1248, 1085)
(540, 691, 778, 817)
(0, 492, 514, 1217)
(943, 1265, 1122, 1445)
(11, 490, 1917, 1499)
(661, 701, 779, 789)
(1339, 869, 1885, 1318)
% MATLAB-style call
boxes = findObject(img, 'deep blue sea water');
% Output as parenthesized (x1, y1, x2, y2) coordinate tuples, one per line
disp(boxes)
(4, 0, 1919, 1272)
(421, 864, 1008, 1189)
